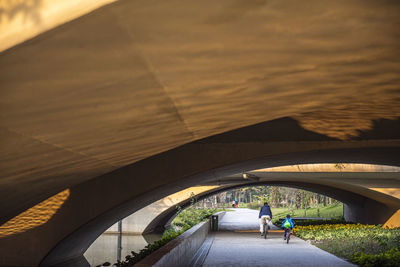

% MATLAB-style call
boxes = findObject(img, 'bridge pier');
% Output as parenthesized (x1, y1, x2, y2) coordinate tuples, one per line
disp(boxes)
(343, 200, 397, 225)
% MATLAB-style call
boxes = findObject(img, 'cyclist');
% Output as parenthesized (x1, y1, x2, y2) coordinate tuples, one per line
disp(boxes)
(258, 202, 272, 235)
(281, 214, 295, 240)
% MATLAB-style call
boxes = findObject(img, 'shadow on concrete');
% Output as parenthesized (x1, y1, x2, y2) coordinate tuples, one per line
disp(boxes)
(355, 117, 400, 140)
(194, 117, 339, 143)
(195, 116, 400, 144)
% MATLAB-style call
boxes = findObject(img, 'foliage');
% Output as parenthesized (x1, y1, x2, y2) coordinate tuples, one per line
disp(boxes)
(293, 223, 400, 266)
(253, 193, 271, 205)
(293, 223, 377, 239)
(111, 228, 186, 267)
(270, 203, 344, 224)
(104, 206, 220, 267)
(172, 208, 219, 230)
(223, 185, 339, 210)
(351, 248, 400, 267)
(274, 217, 347, 226)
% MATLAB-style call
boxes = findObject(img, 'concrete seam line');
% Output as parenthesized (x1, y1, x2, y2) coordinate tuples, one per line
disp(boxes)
(193, 233, 216, 267)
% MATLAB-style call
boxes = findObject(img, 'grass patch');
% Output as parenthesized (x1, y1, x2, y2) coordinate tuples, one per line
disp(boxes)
(270, 204, 343, 225)
(274, 203, 343, 218)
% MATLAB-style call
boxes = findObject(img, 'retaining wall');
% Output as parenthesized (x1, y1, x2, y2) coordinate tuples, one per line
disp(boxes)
(135, 211, 225, 267)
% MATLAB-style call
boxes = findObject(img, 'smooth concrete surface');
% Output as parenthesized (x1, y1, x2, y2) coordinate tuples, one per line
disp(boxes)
(202, 231, 354, 267)
(1, 0, 400, 226)
(136, 219, 211, 267)
(209, 171, 400, 189)
(0, 0, 400, 266)
(106, 186, 218, 234)
(3, 146, 400, 267)
(202, 209, 353, 267)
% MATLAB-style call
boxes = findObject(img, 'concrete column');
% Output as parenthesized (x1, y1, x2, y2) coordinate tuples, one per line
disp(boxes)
(344, 199, 397, 225)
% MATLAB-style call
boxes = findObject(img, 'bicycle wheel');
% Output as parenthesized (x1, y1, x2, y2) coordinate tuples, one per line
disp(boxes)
(287, 232, 291, 244)
(263, 223, 267, 239)
(265, 225, 268, 239)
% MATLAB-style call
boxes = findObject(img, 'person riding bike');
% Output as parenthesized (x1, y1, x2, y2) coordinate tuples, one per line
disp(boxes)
(281, 214, 295, 240)
(259, 202, 272, 235)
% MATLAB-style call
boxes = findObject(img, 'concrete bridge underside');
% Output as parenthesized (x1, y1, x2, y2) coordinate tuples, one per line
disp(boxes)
(3, 143, 400, 267)
(110, 169, 399, 236)
(0, 1, 400, 266)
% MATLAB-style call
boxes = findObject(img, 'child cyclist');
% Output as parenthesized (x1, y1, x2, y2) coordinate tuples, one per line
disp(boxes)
(281, 214, 295, 240)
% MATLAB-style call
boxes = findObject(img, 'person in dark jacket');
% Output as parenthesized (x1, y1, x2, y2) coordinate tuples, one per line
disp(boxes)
(259, 202, 272, 235)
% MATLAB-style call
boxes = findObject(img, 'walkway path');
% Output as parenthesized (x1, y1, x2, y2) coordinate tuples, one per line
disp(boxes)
(199, 208, 354, 267)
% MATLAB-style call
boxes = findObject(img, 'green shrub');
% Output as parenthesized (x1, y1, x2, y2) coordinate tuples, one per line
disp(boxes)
(351, 248, 400, 267)
(272, 217, 346, 226)
(105, 208, 221, 267)
(111, 228, 186, 267)
(294, 223, 400, 264)
(172, 208, 219, 229)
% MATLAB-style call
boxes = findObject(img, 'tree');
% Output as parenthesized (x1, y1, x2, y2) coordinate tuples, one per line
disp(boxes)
(295, 190, 301, 209)
(271, 186, 280, 208)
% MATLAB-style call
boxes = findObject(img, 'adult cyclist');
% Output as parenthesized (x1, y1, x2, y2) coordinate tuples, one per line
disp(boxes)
(258, 202, 272, 235)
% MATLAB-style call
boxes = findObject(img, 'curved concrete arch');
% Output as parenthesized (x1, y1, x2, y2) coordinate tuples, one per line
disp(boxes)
(104, 186, 220, 234)
(1, 117, 399, 266)
(96, 162, 400, 235)
(37, 144, 400, 267)
(144, 180, 400, 235)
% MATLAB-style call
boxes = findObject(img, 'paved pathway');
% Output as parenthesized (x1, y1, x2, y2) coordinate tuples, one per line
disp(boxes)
(200, 208, 354, 267)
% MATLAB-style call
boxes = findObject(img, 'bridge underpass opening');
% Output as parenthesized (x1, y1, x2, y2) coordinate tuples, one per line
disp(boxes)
(84, 185, 346, 266)
(77, 163, 400, 266)
(2, 135, 400, 267)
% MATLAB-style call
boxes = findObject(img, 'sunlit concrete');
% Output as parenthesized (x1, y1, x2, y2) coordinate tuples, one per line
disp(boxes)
(208, 171, 400, 188)
(0, 0, 117, 52)
(383, 210, 400, 229)
(0, 189, 69, 238)
(370, 188, 400, 199)
(255, 163, 400, 172)
(105, 186, 218, 234)
(0, 0, 399, 266)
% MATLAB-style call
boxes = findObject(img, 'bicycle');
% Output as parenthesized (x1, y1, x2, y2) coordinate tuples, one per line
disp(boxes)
(284, 227, 292, 244)
(261, 216, 271, 239)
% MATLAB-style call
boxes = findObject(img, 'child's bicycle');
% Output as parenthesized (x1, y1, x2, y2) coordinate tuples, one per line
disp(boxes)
(261, 216, 271, 239)
(284, 227, 292, 244)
